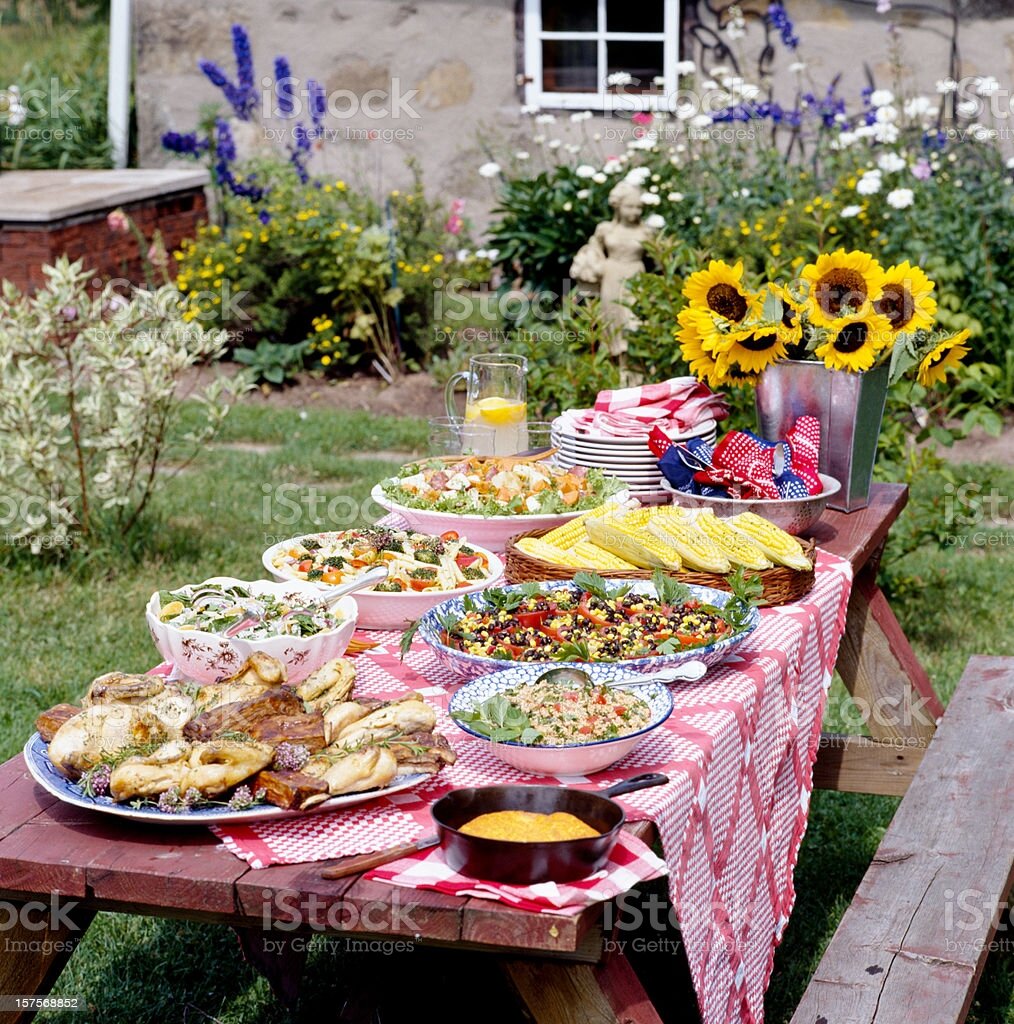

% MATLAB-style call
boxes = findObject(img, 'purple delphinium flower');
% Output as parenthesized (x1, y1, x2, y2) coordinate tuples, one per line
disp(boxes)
(768, 3, 799, 50)
(308, 78, 327, 129)
(214, 117, 237, 163)
(259, 209, 272, 224)
(232, 24, 254, 95)
(162, 130, 209, 157)
(275, 56, 296, 117)
(197, 24, 256, 120)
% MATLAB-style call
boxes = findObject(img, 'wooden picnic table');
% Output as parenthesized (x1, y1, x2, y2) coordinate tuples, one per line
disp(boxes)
(0, 482, 942, 1023)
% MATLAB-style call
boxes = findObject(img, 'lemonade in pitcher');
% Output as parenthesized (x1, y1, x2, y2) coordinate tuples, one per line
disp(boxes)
(446, 354, 529, 456)
(464, 396, 528, 455)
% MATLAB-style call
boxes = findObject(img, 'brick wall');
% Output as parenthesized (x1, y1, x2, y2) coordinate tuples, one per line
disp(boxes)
(0, 188, 207, 293)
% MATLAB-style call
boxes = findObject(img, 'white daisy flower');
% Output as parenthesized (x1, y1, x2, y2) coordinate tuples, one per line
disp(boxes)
(477, 161, 501, 178)
(645, 213, 665, 229)
(840, 205, 862, 218)
(886, 188, 914, 209)
(877, 152, 907, 173)
(870, 89, 895, 107)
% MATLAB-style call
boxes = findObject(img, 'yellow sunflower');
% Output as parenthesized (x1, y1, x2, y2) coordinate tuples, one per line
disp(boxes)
(800, 249, 885, 327)
(917, 329, 971, 387)
(683, 260, 760, 327)
(873, 261, 937, 335)
(814, 310, 894, 372)
(768, 283, 804, 346)
(712, 325, 788, 374)
(675, 313, 727, 388)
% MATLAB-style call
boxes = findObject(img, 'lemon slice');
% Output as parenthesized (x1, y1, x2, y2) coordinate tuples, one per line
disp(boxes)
(465, 396, 527, 426)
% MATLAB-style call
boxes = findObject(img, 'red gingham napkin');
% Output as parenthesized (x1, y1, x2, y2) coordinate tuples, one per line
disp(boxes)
(365, 830, 667, 915)
(593, 377, 729, 427)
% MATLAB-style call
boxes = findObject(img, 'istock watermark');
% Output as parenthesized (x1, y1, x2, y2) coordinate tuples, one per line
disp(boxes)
(941, 482, 1013, 548)
(0, 895, 83, 934)
(260, 484, 387, 537)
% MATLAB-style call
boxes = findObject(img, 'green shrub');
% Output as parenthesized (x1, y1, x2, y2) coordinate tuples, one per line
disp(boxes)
(0, 258, 249, 552)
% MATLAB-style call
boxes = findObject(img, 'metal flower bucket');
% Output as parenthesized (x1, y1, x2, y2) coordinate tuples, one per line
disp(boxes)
(755, 360, 889, 512)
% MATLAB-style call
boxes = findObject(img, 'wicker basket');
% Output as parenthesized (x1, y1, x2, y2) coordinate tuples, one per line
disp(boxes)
(504, 529, 816, 605)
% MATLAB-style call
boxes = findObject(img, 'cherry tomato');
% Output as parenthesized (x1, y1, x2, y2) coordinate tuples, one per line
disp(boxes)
(296, 560, 313, 573)
(409, 578, 437, 592)
(614, 707, 627, 715)
(578, 725, 593, 735)
(440, 530, 459, 541)
(455, 554, 480, 570)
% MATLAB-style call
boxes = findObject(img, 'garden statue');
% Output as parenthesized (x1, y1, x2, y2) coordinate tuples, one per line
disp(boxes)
(570, 180, 657, 361)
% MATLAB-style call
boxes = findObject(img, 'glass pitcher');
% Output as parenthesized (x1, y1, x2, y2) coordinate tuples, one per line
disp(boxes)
(444, 353, 528, 456)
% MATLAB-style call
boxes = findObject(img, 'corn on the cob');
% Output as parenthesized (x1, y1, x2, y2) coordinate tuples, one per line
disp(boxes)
(586, 515, 682, 571)
(726, 512, 812, 571)
(571, 541, 638, 571)
(515, 536, 572, 566)
(687, 509, 773, 570)
(541, 516, 592, 549)
(647, 517, 731, 573)
(614, 507, 654, 529)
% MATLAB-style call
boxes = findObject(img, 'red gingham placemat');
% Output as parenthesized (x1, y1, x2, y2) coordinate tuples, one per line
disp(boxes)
(365, 829, 667, 915)
(212, 549, 853, 1024)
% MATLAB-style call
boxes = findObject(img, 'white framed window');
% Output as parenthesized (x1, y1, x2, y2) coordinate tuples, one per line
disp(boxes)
(522, 0, 680, 111)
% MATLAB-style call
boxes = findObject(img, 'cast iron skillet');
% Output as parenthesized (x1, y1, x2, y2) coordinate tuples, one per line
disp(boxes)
(431, 772, 668, 884)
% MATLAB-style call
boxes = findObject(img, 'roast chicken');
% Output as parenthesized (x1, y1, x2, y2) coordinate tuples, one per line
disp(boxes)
(35, 654, 454, 811)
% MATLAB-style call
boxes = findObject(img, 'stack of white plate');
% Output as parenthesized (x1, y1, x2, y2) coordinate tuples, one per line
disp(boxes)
(551, 412, 718, 502)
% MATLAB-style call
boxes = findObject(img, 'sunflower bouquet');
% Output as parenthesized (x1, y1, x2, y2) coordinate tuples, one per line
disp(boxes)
(675, 251, 970, 390)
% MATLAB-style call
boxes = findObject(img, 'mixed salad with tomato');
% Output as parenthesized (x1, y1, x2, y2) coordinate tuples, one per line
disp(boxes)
(381, 457, 624, 517)
(434, 572, 743, 663)
(269, 528, 496, 594)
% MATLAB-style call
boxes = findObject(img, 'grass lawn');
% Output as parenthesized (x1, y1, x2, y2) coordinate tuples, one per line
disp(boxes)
(1, 404, 1011, 1023)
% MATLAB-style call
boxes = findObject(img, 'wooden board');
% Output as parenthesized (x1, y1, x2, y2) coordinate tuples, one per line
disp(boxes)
(812, 733, 925, 797)
(791, 656, 1014, 1024)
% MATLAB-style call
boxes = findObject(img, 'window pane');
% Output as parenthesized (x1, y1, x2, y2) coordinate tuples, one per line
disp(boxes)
(542, 0, 597, 33)
(606, 0, 663, 33)
(606, 41, 663, 91)
(542, 39, 598, 92)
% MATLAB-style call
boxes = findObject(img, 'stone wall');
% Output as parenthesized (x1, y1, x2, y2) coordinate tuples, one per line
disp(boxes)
(134, 0, 1014, 224)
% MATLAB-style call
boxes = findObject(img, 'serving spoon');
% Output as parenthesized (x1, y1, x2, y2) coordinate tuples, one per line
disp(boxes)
(536, 661, 708, 689)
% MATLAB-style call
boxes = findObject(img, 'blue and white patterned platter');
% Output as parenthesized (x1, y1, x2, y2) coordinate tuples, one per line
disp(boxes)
(23, 733, 427, 827)
(447, 666, 674, 775)
(416, 580, 760, 682)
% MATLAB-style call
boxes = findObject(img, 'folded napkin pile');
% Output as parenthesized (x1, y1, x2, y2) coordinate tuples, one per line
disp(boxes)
(650, 415, 823, 500)
(564, 378, 728, 439)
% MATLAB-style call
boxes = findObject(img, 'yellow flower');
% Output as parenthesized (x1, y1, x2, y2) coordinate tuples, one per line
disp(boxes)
(214, 262, 225, 274)
(172, 250, 184, 261)
(873, 261, 937, 335)
(209, 225, 220, 236)
(336, 180, 346, 190)
(676, 310, 726, 387)
(769, 283, 803, 345)
(203, 255, 212, 266)
(917, 329, 971, 387)
(433, 253, 444, 263)
(259, 232, 269, 243)
(801, 249, 885, 327)
(714, 326, 788, 374)
(241, 230, 253, 241)
(815, 310, 894, 372)
(421, 264, 431, 273)
(321, 355, 332, 366)
(390, 189, 400, 197)
(683, 260, 757, 324)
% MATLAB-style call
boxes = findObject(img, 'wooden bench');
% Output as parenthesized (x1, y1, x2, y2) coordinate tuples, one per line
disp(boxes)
(791, 655, 1014, 1024)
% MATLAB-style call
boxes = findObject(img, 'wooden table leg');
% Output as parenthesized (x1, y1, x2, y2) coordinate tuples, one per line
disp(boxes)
(234, 927, 308, 1009)
(0, 900, 94, 1024)
(815, 556, 946, 796)
(501, 952, 665, 1024)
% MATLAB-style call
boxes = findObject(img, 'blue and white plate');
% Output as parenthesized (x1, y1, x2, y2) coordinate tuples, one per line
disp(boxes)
(416, 580, 759, 682)
(23, 733, 427, 827)
(448, 666, 673, 776)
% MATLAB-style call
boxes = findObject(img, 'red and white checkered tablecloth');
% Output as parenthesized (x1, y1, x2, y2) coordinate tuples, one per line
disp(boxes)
(213, 549, 852, 1024)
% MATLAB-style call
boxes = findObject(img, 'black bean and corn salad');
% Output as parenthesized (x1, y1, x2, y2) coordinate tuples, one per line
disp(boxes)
(439, 581, 738, 663)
